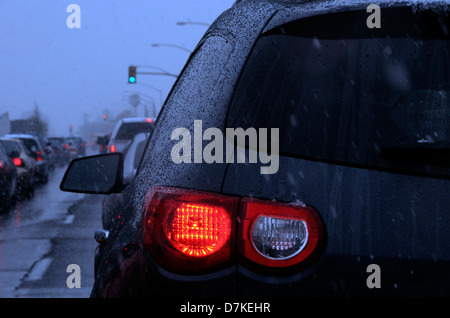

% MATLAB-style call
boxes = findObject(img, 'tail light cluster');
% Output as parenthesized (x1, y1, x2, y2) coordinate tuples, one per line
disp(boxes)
(143, 186, 325, 275)
(13, 157, 24, 167)
(36, 150, 43, 162)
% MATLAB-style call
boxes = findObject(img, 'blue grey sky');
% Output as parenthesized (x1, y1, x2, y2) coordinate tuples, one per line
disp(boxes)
(0, 0, 234, 136)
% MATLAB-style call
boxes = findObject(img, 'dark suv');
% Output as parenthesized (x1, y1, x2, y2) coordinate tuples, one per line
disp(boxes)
(61, 0, 450, 298)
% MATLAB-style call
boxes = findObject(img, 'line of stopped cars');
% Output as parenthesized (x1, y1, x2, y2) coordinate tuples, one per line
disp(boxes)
(0, 133, 87, 213)
(61, 0, 450, 298)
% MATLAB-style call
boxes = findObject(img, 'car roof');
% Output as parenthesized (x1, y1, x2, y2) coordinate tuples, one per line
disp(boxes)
(4, 133, 39, 139)
(0, 137, 21, 143)
(120, 117, 155, 123)
(219, 0, 450, 36)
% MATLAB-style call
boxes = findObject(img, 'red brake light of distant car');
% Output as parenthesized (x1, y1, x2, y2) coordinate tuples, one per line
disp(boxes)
(64, 144, 69, 149)
(146, 118, 153, 123)
(13, 158, 23, 167)
(36, 157, 43, 162)
(143, 186, 238, 273)
(110, 144, 116, 153)
(238, 198, 325, 270)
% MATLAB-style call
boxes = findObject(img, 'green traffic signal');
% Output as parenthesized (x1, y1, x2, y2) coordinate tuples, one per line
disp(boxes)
(128, 66, 136, 83)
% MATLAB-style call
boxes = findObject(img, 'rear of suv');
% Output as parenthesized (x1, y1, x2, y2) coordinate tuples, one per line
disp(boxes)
(61, 0, 450, 298)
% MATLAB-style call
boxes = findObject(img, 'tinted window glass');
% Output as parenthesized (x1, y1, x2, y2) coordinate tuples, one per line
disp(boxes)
(116, 122, 154, 139)
(0, 143, 7, 158)
(228, 7, 450, 178)
(19, 138, 39, 154)
(1, 140, 21, 155)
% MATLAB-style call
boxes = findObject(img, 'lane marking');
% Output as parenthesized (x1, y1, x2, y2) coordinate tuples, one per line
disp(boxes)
(63, 214, 75, 224)
(26, 257, 53, 281)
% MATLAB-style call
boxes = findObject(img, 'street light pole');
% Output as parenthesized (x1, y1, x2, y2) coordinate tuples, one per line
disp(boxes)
(133, 83, 163, 107)
(151, 43, 192, 53)
(176, 21, 210, 27)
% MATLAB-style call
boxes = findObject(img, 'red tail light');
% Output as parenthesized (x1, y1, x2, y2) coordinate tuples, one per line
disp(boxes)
(110, 144, 116, 153)
(165, 203, 232, 257)
(143, 186, 238, 273)
(142, 186, 325, 275)
(13, 158, 23, 167)
(64, 144, 69, 149)
(36, 157, 43, 162)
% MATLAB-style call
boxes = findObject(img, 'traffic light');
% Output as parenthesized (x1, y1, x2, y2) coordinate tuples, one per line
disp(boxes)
(128, 66, 136, 83)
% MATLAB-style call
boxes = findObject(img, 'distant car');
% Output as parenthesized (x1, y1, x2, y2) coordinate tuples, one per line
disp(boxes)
(0, 142, 17, 213)
(65, 136, 87, 159)
(61, 0, 450, 299)
(108, 118, 155, 154)
(0, 137, 36, 197)
(5, 134, 49, 184)
(42, 140, 56, 171)
(97, 134, 111, 154)
(47, 137, 69, 166)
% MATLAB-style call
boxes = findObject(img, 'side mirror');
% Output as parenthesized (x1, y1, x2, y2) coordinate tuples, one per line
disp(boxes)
(60, 153, 124, 194)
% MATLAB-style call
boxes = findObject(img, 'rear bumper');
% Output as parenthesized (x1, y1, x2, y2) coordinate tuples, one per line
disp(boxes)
(34, 162, 48, 178)
(95, 245, 450, 298)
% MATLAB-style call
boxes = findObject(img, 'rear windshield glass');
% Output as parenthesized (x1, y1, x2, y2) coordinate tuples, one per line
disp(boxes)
(18, 138, 39, 155)
(1, 140, 21, 155)
(227, 7, 450, 178)
(0, 143, 8, 159)
(115, 122, 154, 140)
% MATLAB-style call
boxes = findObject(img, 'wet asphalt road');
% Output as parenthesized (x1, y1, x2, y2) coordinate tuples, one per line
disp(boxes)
(0, 165, 103, 298)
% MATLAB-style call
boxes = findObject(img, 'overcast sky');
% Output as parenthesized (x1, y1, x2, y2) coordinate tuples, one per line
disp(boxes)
(0, 0, 234, 136)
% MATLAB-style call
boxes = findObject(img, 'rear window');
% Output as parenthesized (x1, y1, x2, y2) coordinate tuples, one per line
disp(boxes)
(66, 137, 82, 145)
(1, 140, 21, 155)
(0, 143, 8, 159)
(18, 138, 39, 155)
(227, 7, 450, 178)
(115, 122, 154, 140)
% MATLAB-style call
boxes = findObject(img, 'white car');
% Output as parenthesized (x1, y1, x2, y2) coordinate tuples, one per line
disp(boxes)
(122, 132, 149, 183)
(108, 117, 155, 154)
(101, 132, 150, 231)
